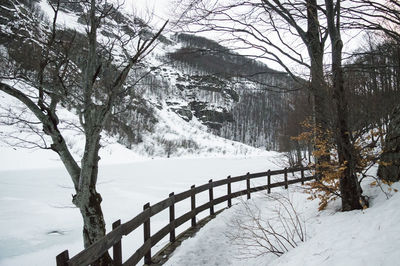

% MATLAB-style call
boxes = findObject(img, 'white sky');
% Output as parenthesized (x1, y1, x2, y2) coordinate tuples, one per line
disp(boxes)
(124, 0, 173, 27)
(39, 0, 370, 75)
(120, 0, 367, 75)
(126, 0, 366, 74)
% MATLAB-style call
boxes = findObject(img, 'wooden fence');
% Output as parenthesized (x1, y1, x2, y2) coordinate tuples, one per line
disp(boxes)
(56, 166, 313, 266)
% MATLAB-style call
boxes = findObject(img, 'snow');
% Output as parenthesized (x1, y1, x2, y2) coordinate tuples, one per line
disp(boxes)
(38, 0, 86, 33)
(164, 169, 400, 266)
(0, 93, 398, 265)
(1, 2, 399, 265)
(0, 76, 275, 265)
(0, 154, 279, 266)
(1, 134, 399, 266)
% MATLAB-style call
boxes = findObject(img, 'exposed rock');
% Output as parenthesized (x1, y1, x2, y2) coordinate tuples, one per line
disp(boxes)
(170, 108, 193, 122)
(188, 101, 233, 130)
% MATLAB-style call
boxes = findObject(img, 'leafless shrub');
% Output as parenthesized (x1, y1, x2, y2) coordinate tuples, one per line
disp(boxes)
(226, 192, 306, 259)
(162, 139, 178, 158)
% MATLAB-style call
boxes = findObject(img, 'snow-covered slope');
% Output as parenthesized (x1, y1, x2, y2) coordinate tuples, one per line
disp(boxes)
(0, 85, 267, 172)
(0, 0, 294, 153)
(165, 167, 400, 266)
(128, 105, 268, 158)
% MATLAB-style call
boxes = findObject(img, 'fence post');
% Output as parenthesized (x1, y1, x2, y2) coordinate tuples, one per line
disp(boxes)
(191, 185, 196, 227)
(267, 170, 271, 194)
(209, 179, 214, 215)
(56, 250, 69, 266)
(169, 192, 175, 242)
(301, 168, 305, 185)
(112, 220, 122, 266)
(284, 167, 288, 189)
(143, 203, 151, 265)
(246, 172, 251, 199)
(227, 176, 232, 208)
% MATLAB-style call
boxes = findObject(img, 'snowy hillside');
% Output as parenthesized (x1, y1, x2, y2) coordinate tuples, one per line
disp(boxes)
(0, 86, 267, 171)
(0, 0, 296, 153)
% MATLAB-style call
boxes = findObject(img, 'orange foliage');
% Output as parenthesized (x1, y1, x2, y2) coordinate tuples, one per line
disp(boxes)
(295, 119, 381, 210)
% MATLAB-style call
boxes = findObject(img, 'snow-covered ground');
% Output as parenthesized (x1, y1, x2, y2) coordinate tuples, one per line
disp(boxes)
(3, 1, 398, 265)
(0, 145, 280, 265)
(1, 140, 399, 266)
(0, 58, 273, 265)
(1, 87, 399, 266)
(165, 167, 400, 266)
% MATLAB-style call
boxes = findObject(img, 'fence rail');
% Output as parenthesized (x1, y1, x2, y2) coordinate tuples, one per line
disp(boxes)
(56, 166, 313, 266)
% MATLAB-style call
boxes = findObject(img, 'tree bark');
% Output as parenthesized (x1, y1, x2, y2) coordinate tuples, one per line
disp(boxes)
(73, 118, 113, 264)
(305, 0, 331, 174)
(73, 188, 106, 245)
(306, 0, 328, 130)
(325, 0, 363, 211)
(73, 187, 113, 265)
(378, 105, 400, 182)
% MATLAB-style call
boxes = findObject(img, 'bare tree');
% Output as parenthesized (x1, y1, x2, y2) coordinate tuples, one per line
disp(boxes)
(324, 0, 365, 210)
(343, 0, 400, 42)
(378, 104, 400, 182)
(0, 0, 167, 263)
(173, 0, 382, 211)
(336, 0, 400, 183)
(173, 0, 332, 167)
(346, 0, 400, 182)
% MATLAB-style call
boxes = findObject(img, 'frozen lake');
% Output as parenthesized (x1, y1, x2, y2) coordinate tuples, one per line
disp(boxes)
(0, 154, 282, 265)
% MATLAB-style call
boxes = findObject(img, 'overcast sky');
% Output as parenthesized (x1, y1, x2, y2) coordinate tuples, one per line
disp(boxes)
(124, 0, 174, 27)
(123, 0, 366, 75)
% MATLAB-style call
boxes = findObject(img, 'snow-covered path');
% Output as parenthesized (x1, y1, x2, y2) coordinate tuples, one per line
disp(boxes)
(164, 176, 400, 266)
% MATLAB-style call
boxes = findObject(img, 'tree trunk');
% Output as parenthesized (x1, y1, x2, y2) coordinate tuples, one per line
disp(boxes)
(333, 43, 362, 211)
(73, 120, 113, 265)
(73, 187, 113, 265)
(325, 0, 363, 211)
(295, 140, 303, 166)
(306, 0, 330, 170)
(73, 188, 107, 246)
(378, 105, 400, 182)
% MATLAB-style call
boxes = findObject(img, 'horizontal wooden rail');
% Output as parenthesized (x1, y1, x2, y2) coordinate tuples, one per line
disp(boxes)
(57, 166, 313, 266)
